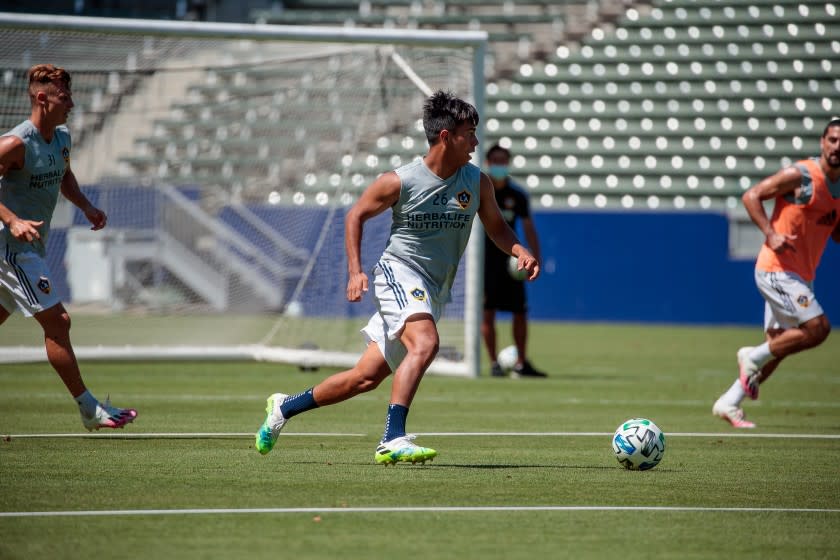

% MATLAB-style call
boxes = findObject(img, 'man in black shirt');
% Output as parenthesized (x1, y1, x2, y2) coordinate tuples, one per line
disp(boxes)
(481, 144, 547, 378)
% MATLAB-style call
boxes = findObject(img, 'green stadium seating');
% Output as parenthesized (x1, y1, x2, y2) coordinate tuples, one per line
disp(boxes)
(478, 0, 839, 208)
(106, 0, 839, 211)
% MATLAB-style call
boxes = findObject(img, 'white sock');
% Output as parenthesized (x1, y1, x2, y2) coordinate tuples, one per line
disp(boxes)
(748, 342, 774, 368)
(720, 379, 746, 407)
(74, 390, 98, 417)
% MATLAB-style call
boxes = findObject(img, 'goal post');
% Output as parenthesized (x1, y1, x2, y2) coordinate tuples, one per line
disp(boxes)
(0, 13, 488, 376)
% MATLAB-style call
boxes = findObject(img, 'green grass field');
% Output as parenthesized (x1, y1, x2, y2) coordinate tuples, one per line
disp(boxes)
(2, 322, 839, 559)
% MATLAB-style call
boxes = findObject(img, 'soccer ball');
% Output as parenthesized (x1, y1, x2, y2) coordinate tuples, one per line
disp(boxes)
(507, 255, 528, 281)
(497, 345, 519, 371)
(612, 418, 666, 471)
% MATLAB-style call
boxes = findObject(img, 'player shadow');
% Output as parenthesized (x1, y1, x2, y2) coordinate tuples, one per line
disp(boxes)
(545, 373, 625, 382)
(439, 463, 618, 470)
(287, 460, 618, 470)
(275, 458, 678, 472)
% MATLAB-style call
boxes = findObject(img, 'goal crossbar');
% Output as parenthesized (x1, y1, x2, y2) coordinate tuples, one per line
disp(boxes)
(0, 13, 488, 377)
(0, 12, 488, 47)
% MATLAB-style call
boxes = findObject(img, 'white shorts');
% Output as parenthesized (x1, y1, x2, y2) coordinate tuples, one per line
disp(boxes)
(755, 269, 824, 330)
(361, 259, 444, 371)
(0, 246, 61, 317)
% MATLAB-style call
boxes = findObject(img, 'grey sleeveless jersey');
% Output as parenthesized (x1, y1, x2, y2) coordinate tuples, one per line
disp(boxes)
(0, 120, 71, 255)
(382, 158, 481, 302)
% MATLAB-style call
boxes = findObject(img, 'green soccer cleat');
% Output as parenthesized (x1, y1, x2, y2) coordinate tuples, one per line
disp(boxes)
(375, 434, 437, 465)
(255, 393, 288, 455)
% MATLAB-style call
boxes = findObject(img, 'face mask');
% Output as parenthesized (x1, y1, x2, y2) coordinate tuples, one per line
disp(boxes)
(487, 164, 509, 180)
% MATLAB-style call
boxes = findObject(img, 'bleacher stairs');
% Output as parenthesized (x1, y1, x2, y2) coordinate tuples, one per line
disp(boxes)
(70, 184, 309, 311)
(6, 0, 837, 269)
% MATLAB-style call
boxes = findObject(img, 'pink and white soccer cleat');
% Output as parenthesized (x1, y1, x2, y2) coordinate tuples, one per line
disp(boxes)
(712, 398, 756, 429)
(81, 397, 138, 431)
(737, 347, 761, 400)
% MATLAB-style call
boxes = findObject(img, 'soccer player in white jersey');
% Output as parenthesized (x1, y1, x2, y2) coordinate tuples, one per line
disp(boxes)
(0, 64, 137, 431)
(255, 90, 539, 464)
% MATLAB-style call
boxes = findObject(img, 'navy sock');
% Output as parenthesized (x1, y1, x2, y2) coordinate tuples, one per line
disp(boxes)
(280, 388, 318, 419)
(381, 403, 409, 443)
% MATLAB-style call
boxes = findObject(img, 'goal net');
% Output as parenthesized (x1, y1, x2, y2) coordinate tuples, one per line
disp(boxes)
(0, 14, 487, 376)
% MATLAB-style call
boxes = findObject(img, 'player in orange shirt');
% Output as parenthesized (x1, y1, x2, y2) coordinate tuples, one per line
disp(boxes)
(713, 117, 840, 428)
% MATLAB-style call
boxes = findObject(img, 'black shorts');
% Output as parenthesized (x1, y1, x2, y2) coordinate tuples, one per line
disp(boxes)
(483, 254, 527, 313)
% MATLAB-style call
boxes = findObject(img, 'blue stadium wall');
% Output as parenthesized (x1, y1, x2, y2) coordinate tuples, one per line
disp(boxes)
(527, 211, 840, 326)
(51, 197, 840, 326)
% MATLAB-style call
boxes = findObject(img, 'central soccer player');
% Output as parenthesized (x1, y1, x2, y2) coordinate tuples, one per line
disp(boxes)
(255, 90, 540, 464)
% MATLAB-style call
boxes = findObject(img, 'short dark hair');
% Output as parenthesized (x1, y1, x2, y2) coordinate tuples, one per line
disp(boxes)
(422, 90, 479, 145)
(485, 143, 510, 160)
(823, 117, 840, 138)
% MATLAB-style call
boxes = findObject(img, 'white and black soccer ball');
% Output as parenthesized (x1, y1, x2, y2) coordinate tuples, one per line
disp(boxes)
(507, 255, 528, 281)
(497, 345, 519, 372)
(612, 418, 666, 471)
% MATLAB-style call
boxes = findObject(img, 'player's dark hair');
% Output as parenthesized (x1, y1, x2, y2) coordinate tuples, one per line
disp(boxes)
(822, 117, 840, 137)
(485, 143, 510, 160)
(423, 90, 479, 145)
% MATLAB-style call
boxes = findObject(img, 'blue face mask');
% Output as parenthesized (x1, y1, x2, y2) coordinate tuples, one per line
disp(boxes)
(487, 164, 509, 180)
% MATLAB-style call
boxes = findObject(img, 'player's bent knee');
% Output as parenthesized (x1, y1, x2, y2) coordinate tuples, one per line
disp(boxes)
(413, 338, 440, 362)
(403, 330, 440, 361)
(360, 379, 381, 393)
(356, 375, 384, 393)
(351, 359, 391, 394)
(802, 316, 830, 348)
(813, 322, 831, 346)
(35, 306, 72, 336)
(766, 328, 786, 340)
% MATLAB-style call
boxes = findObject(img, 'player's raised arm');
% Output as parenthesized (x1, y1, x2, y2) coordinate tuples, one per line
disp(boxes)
(344, 171, 402, 302)
(477, 172, 539, 280)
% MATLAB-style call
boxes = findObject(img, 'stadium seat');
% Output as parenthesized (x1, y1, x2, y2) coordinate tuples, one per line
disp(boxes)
(482, 0, 839, 207)
(53, 0, 836, 211)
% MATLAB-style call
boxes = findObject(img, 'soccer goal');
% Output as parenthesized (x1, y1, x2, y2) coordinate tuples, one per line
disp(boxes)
(0, 13, 488, 376)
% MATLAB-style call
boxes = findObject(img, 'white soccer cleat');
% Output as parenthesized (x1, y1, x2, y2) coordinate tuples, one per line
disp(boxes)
(712, 398, 756, 429)
(737, 347, 761, 400)
(81, 397, 138, 431)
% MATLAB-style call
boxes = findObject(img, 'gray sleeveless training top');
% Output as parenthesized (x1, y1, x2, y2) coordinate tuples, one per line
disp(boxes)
(0, 120, 71, 255)
(382, 158, 481, 303)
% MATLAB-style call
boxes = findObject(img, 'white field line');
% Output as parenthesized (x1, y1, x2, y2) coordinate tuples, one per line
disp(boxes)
(1, 505, 839, 518)
(419, 432, 840, 439)
(2, 432, 364, 439)
(3, 431, 840, 439)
